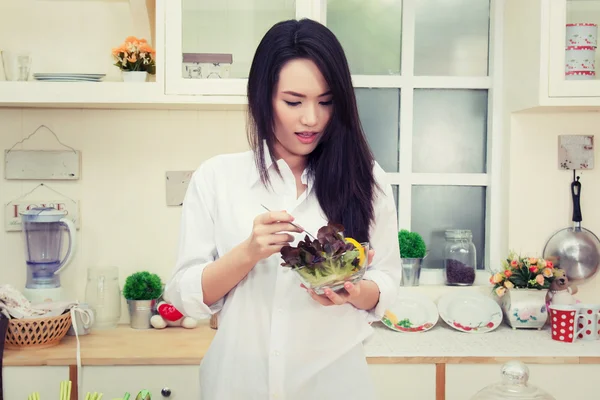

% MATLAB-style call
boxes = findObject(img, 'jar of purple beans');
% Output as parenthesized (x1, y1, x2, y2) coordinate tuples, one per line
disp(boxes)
(443, 229, 476, 286)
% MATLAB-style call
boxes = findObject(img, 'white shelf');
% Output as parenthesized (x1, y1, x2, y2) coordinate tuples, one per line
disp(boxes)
(0, 81, 248, 110)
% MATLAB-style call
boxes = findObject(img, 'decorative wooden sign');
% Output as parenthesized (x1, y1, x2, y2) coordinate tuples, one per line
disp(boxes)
(165, 171, 193, 206)
(4, 149, 81, 180)
(558, 135, 595, 170)
(5, 199, 80, 232)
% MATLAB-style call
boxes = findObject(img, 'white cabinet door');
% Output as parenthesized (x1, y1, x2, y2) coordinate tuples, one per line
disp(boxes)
(3, 366, 70, 399)
(369, 364, 436, 400)
(447, 364, 600, 400)
(80, 365, 200, 399)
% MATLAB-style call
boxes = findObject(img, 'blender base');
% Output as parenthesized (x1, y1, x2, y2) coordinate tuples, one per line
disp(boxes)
(23, 287, 63, 303)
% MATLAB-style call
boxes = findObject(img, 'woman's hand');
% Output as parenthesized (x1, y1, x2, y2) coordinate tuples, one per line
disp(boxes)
(244, 210, 303, 264)
(304, 249, 376, 307)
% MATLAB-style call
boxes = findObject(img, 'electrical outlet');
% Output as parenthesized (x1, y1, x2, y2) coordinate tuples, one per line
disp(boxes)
(558, 135, 594, 170)
(165, 171, 193, 206)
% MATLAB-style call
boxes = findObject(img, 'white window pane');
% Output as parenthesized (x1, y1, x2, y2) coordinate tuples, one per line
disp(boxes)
(411, 186, 486, 270)
(414, 0, 490, 76)
(327, 0, 402, 75)
(412, 89, 487, 173)
(182, 0, 296, 78)
(355, 88, 401, 172)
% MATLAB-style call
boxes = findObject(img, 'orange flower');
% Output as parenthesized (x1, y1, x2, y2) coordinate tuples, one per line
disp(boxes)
(504, 280, 514, 289)
(495, 287, 507, 297)
(510, 260, 518, 267)
(504, 270, 512, 278)
(528, 257, 538, 264)
(542, 268, 553, 278)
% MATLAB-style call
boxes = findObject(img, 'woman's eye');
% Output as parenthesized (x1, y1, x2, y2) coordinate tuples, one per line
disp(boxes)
(284, 101, 301, 107)
(320, 100, 333, 106)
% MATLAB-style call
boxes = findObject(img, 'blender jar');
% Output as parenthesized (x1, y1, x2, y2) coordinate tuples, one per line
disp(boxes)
(85, 266, 122, 329)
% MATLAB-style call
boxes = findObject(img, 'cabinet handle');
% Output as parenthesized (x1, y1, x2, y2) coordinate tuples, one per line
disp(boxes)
(161, 387, 172, 397)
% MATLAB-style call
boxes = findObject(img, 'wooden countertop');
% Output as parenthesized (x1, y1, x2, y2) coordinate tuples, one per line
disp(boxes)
(4, 321, 600, 367)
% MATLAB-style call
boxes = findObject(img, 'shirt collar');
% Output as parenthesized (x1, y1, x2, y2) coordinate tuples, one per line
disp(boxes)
(248, 141, 310, 188)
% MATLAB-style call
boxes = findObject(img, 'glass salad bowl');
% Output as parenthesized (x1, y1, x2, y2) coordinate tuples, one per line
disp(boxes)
(280, 223, 370, 295)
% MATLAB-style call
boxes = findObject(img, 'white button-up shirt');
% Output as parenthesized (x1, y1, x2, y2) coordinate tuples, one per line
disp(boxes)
(164, 149, 402, 400)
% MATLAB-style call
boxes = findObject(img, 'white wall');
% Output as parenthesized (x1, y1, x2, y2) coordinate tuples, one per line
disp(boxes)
(509, 112, 600, 303)
(0, 108, 249, 321)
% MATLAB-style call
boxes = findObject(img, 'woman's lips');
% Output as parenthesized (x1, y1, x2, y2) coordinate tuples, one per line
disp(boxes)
(295, 131, 318, 144)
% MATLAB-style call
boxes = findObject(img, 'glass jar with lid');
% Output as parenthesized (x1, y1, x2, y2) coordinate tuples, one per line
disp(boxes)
(443, 229, 476, 286)
(471, 361, 556, 400)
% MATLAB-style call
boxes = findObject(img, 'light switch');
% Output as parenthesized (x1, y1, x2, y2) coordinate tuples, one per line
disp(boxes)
(165, 171, 193, 206)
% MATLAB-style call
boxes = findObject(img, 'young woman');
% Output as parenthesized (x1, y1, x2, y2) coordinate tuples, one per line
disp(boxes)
(164, 18, 402, 400)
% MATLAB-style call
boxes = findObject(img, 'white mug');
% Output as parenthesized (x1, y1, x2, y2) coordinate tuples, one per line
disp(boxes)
(575, 304, 600, 340)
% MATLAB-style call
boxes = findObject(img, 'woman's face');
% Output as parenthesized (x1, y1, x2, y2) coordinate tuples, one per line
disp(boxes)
(272, 58, 333, 162)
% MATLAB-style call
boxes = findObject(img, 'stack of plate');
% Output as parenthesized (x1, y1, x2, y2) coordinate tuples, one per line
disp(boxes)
(33, 73, 105, 82)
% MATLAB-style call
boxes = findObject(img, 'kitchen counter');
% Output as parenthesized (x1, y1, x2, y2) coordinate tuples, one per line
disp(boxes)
(4, 320, 600, 366)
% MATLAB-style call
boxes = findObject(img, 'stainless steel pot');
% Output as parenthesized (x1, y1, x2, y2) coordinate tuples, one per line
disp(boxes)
(543, 175, 600, 283)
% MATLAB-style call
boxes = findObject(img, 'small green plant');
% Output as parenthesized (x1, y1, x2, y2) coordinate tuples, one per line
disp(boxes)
(398, 230, 427, 259)
(123, 271, 163, 301)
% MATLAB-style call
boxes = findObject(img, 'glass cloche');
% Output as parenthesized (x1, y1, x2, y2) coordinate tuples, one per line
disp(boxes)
(471, 361, 556, 400)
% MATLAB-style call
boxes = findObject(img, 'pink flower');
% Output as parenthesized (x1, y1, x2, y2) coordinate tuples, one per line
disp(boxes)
(535, 274, 545, 285)
(530, 266, 539, 273)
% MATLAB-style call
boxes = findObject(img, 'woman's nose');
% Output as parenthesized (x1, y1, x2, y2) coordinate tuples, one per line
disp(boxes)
(300, 105, 318, 127)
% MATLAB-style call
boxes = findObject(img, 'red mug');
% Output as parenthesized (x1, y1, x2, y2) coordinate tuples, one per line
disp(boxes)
(548, 305, 586, 343)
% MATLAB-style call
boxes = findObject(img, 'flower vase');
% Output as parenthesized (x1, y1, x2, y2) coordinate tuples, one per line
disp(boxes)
(501, 288, 548, 330)
(122, 71, 148, 82)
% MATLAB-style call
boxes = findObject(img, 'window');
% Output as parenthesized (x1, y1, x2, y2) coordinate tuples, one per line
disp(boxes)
(325, 0, 503, 270)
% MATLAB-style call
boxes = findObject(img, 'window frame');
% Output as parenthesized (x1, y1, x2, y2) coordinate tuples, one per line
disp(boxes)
(310, 0, 506, 271)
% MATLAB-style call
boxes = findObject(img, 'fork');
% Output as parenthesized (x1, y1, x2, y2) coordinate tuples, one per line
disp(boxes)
(260, 204, 317, 240)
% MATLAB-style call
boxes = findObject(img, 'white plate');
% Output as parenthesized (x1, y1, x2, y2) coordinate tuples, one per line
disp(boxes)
(34, 73, 105, 78)
(34, 77, 102, 82)
(438, 292, 502, 333)
(381, 292, 439, 333)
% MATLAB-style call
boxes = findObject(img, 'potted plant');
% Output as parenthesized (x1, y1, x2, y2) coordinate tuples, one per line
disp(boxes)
(398, 229, 427, 286)
(111, 36, 156, 82)
(123, 271, 163, 329)
(491, 251, 562, 330)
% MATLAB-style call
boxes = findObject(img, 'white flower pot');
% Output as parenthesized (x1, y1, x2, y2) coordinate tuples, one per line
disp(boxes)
(501, 288, 548, 330)
(122, 71, 148, 82)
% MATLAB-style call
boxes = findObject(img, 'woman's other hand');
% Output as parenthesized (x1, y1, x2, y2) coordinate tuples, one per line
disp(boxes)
(245, 210, 303, 264)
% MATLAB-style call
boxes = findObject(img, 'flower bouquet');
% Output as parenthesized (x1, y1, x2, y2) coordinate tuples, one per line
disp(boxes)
(490, 251, 563, 297)
(280, 223, 369, 295)
(112, 36, 156, 75)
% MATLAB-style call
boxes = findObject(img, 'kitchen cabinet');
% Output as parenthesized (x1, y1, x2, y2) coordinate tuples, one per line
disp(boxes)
(505, 0, 600, 110)
(2, 366, 70, 399)
(164, 0, 320, 99)
(446, 364, 600, 400)
(369, 364, 437, 400)
(80, 365, 200, 399)
(80, 365, 200, 400)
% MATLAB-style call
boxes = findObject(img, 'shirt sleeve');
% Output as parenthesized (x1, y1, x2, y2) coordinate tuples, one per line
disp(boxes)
(362, 163, 402, 322)
(163, 161, 222, 320)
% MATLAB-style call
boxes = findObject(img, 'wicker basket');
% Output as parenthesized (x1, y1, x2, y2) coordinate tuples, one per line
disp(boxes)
(5, 312, 72, 350)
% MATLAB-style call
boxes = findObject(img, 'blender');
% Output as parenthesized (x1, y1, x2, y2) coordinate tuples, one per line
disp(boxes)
(20, 207, 77, 303)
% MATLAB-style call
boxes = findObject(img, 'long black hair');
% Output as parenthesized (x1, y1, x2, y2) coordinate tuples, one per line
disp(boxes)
(247, 18, 378, 244)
